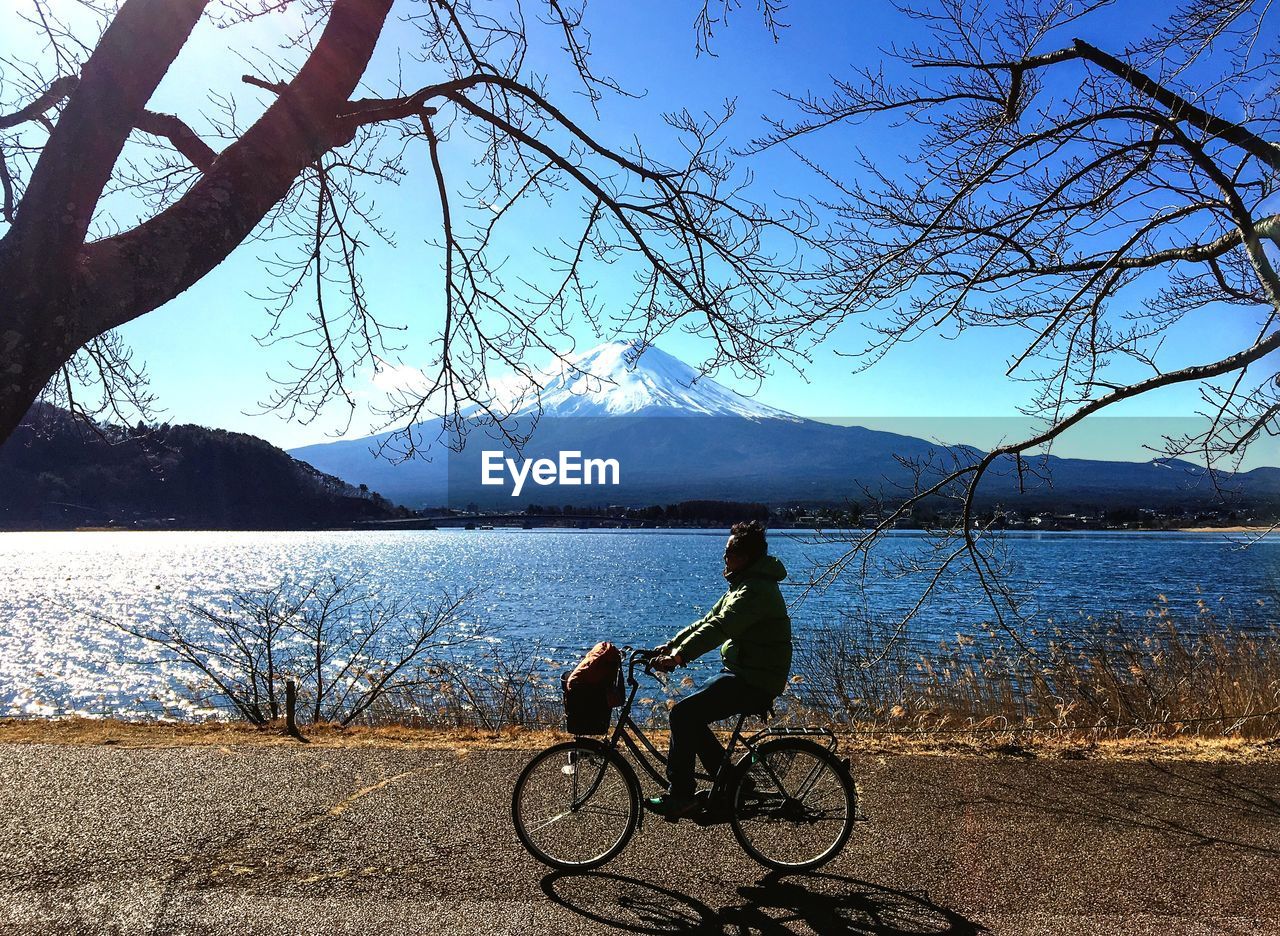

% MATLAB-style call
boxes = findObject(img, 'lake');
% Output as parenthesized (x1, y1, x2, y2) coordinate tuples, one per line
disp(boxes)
(0, 529, 1275, 719)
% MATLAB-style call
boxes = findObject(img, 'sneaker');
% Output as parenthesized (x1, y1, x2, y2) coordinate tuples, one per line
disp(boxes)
(644, 793, 701, 822)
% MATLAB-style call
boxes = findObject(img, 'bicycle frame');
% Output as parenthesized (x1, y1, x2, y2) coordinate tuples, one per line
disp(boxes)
(570, 648, 840, 819)
(519, 647, 861, 873)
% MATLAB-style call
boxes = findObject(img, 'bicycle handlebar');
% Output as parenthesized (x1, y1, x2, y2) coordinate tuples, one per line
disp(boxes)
(623, 646, 662, 683)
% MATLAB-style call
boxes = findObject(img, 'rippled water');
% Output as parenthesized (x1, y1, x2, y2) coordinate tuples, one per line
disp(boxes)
(0, 529, 1275, 718)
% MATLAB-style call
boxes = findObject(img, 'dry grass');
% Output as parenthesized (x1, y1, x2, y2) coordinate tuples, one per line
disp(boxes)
(2, 716, 1277, 763)
(794, 598, 1280, 741)
(0, 717, 566, 751)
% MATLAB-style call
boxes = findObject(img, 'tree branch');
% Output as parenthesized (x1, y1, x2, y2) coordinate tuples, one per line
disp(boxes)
(335, 73, 667, 185)
(1071, 39, 1280, 172)
(422, 116, 456, 396)
(2, 0, 210, 276)
(241, 74, 288, 95)
(135, 110, 217, 171)
(77, 0, 395, 337)
(0, 74, 80, 130)
(445, 90, 718, 322)
(0, 149, 13, 224)
(944, 212, 1259, 286)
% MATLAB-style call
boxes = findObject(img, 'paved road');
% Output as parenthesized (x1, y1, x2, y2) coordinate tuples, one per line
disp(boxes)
(0, 743, 1277, 935)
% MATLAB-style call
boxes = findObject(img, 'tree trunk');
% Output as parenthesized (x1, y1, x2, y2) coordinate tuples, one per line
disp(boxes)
(0, 294, 91, 441)
(285, 678, 308, 743)
(0, 0, 393, 448)
(0, 380, 41, 444)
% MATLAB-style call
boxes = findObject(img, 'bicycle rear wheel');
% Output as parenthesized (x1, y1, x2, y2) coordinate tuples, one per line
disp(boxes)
(512, 740, 640, 871)
(729, 737, 856, 871)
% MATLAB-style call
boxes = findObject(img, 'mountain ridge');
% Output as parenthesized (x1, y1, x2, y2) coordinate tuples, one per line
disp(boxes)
(290, 342, 1280, 510)
(0, 404, 410, 530)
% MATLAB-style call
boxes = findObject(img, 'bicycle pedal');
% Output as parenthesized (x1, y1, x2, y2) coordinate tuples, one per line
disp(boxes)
(646, 805, 688, 823)
(692, 808, 730, 827)
(689, 793, 729, 826)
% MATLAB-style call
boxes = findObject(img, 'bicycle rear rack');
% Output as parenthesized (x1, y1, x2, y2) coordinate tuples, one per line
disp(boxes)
(756, 725, 839, 750)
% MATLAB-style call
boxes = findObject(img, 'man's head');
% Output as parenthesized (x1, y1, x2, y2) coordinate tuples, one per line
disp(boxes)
(723, 520, 768, 577)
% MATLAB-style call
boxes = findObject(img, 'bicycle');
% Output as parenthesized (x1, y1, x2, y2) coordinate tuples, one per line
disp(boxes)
(512, 647, 858, 872)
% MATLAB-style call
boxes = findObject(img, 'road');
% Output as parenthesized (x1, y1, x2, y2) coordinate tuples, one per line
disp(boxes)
(0, 742, 1277, 934)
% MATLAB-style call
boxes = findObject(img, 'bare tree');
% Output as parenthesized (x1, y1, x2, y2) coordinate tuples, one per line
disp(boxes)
(99, 573, 473, 726)
(755, 0, 1280, 634)
(0, 0, 815, 450)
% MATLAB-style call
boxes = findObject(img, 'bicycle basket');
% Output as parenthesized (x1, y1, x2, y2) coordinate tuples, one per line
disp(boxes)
(561, 642, 625, 735)
(561, 671, 614, 735)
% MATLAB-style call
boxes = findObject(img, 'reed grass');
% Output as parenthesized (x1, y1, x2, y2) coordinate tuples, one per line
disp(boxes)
(336, 598, 1280, 744)
(792, 597, 1280, 740)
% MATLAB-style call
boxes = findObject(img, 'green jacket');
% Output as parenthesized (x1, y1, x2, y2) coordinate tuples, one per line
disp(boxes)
(669, 554, 792, 696)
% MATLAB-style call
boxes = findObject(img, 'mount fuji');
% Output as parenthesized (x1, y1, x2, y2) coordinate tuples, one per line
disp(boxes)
(288, 341, 1278, 510)
(481, 341, 801, 421)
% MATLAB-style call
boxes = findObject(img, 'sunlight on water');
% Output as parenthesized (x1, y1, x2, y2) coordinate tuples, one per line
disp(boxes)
(0, 529, 1275, 719)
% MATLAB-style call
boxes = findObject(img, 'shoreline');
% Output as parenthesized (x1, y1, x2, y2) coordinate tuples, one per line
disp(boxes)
(3, 717, 1277, 763)
(1173, 525, 1275, 533)
(0, 524, 1270, 534)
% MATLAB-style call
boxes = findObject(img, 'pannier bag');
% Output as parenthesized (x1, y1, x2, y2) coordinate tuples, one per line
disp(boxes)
(562, 641, 625, 735)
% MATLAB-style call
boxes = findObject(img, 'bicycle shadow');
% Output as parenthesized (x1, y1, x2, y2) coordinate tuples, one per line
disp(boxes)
(541, 870, 984, 935)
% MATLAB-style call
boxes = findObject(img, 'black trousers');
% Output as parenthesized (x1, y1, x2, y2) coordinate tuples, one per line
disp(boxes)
(665, 669, 774, 797)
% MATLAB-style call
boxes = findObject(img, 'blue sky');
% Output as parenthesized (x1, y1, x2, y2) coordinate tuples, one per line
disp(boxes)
(5, 0, 1276, 467)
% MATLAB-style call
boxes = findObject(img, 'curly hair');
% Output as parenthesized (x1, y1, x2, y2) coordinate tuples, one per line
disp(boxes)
(729, 520, 768, 561)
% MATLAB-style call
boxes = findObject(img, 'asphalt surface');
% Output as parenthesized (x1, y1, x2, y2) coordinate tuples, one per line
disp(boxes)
(0, 742, 1277, 935)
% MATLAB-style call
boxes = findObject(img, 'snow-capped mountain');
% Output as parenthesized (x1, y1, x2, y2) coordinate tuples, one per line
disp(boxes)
(485, 340, 802, 421)
(288, 342, 1278, 510)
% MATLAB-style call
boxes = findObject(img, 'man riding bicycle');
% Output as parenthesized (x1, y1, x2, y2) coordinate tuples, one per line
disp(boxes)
(648, 520, 792, 820)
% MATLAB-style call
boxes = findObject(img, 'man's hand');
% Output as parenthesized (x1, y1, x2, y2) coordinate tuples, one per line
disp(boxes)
(652, 653, 682, 673)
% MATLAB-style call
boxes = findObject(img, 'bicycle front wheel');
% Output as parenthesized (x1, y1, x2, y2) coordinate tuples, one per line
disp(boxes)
(729, 737, 856, 871)
(512, 740, 640, 871)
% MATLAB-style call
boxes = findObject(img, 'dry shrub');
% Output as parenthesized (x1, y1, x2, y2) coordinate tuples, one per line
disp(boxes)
(353, 641, 565, 730)
(793, 596, 1280, 740)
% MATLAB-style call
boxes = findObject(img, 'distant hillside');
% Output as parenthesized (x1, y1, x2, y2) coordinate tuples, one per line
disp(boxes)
(0, 405, 410, 530)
